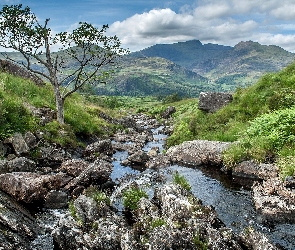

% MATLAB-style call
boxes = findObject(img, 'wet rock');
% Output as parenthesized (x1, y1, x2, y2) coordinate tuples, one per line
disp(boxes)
(146, 154, 172, 169)
(161, 106, 176, 119)
(0, 157, 36, 174)
(232, 160, 279, 180)
(240, 227, 279, 250)
(0, 172, 69, 203)
(252, 177, 295, 223)
(0, 190, 40, 249)
(167, 140, 231, 166)
(198, 92, 233, 113)
(147, 146, 160, 157)
(84, 139, 114, 157)
(59, 159, 89, 177)
(64, 159, 113, 194)
(44, 190, 69, 209)
(128, 150, 149, 165)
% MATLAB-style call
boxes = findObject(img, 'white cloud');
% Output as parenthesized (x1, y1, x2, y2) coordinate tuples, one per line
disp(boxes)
(108, 0, 295, 52)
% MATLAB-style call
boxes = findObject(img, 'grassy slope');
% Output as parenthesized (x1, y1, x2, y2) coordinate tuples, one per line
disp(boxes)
(0, 72, 119, 146)
(165, 61, 295, 178)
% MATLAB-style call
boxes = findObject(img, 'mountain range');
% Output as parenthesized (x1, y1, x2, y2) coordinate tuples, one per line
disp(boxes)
(2, 40, 295, 97)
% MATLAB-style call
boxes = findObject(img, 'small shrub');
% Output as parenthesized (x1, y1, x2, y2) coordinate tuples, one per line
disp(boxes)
(193, 234, 208, 250)
(173, 172, 191, 191)
(123, 187, 148, 211)
(84, 186, 110, 206)
(276, 156, 295, 180)
(150, 218, 167, 229)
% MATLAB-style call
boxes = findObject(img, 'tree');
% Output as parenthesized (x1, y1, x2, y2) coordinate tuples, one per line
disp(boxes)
(0, 4, 128, 124)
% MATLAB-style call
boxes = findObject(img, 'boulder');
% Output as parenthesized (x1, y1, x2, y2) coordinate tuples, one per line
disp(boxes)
(128, 150, 149, 165)
(252, 177, 295, 223)
(198, 92, 233, 113)
(0, 172, 70, 203)
(84, 139, 114, 157)
(161, 106, 176, 119)
(44, 190, 69, 209)
(64, 159, 113, 194)
(0, 190, 40, 250)
(167, 140, 231, 166)
(11, 132, 30, 155)
(24, 131, 37, 149)
(232, 160, 279, 180)
(59, 159, 89, 177)
(0, 157, 36, 174)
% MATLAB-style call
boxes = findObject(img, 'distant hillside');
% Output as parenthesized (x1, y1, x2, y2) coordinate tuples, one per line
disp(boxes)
(133, 40, 295, 90)
(95, 56, 212, 97)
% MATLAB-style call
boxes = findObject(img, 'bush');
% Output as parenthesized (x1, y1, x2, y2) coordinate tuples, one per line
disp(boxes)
(173, 172, 191, 191)
(123, 187, 148, 211)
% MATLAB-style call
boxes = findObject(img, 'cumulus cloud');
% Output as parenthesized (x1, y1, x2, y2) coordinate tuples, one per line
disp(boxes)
(107, 0, 295, 52)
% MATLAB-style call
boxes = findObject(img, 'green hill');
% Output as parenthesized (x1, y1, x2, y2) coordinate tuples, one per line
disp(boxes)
(163, 61, 295, 179)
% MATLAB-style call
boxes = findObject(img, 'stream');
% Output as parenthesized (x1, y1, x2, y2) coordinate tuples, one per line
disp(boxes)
(110, 125, 295, 250)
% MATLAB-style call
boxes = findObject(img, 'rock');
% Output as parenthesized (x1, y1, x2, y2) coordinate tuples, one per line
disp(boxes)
(128, 150, 149, 165)
(198, 92, 233, 113)
(84, 139, 114, 157)
(147, 146, 160, 157)
(167, 140, 231, 166)
(0, 140, 9, 156)
(59, 159, 89, 177)
(64, 159, 113, 194)
(0, 59, 44, 86)
(11, 132, 30, 155)
(146, 154, 171, 169)
(233, 160, 279, 180)
(161, 106, 176, 119)
(44, 190, 69, 209)
(240, 227, 279, 250)
(0, 172, 70, 203)
(24, 131, 37, 149)
(0, 157, 36, 174)
(252, 177, 295, 223)
(0, 190, 40, 250)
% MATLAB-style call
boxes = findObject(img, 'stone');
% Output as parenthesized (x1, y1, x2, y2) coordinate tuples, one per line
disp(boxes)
(84, 139, 114, 156)
(252, 177, 295, 223)
(127, 150, 149, 165)
(0, 190, 40, 249)
(11, 132, 29, 155)
(0, 172, 69, 203)
(24, 131, 37, 149)
(0, 157, 36, 174)
(198, 92, 233, 113)
(161, 106, 176, 119)
(59, 159, 89, 177)
(167, 140, 231, 166)
(44, 190, 69, 209)
(233, 160, 279, 180)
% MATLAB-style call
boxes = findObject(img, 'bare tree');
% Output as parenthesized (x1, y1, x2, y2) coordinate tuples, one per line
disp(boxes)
(0, 4, 128, 124)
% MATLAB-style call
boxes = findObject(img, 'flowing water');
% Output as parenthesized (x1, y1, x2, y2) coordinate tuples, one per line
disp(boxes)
(110, 126, 295, 250)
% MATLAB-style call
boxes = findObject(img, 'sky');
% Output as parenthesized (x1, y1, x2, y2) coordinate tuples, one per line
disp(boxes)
(1, 0, 295, 52)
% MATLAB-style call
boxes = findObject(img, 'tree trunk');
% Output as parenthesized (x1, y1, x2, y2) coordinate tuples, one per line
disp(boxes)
(54, 84, 65, 124)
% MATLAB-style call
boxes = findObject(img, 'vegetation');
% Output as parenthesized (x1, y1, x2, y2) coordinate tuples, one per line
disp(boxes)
(0, 4, 127, 124)
(167, 61, 295, 179)
(0, 72, 117, 145)
(172, 172, 191, 192)
(123, 187, 148, 211)
(84, 186, 110, 206)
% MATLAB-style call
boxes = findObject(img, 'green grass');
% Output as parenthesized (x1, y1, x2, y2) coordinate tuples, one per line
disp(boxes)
(172, 172, 191, 192)
(0, 72, 118, 145)
(123, 187, 148, 211)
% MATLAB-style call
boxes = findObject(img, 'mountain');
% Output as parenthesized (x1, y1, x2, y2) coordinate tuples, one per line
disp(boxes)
(133, 40, 295, 90)
(95, 56, 212, 97)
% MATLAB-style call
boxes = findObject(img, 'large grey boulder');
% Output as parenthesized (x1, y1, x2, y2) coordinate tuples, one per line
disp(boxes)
(166, 140, 231, 166)
(198, 92, 233, 113)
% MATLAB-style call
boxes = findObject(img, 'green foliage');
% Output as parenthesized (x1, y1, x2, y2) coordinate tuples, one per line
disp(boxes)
(162, 93, 182, 104)
(193, 234, 208, 250)
(84, 186, 110, 206)
(173, 172, 191, 192)
(276, 156, 295, 180)
(150, 218, 167, 229)
(123, 187, 148, 211)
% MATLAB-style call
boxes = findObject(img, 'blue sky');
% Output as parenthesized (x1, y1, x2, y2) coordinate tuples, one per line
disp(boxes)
(1, 0, 295, 52)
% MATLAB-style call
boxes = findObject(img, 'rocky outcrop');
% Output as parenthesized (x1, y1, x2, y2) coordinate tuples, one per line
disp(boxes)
(232, 160, 279, 180)
(252, 177, 295, 223)
(167, 140, 231, 166)
(0, 59, 44, 86)
(0, 190, 40, 250)
(0, 157, 36, 174)
(161, 106, 176, 119)
(198, 92, 233, 113)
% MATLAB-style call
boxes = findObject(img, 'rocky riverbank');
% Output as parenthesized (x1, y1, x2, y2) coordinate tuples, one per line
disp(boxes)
(0, 112, 290, 249)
